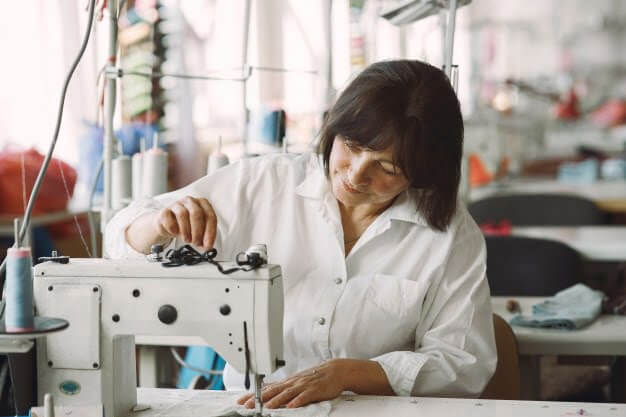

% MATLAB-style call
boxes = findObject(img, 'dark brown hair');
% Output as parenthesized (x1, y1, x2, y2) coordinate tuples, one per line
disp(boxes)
(318, 60, 463, 231)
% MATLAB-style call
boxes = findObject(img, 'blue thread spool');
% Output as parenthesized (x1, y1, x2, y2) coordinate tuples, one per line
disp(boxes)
(5, 247, 35, 332)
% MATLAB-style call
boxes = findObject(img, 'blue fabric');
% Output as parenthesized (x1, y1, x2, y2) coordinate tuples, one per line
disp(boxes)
(0, 227, 54, 265)
(249, 109, 286, 146)
(77, 122, 162, 192)
(177, 346, 226, 390)
(510, 284, 605, 330)
(557, 159, 599, 184)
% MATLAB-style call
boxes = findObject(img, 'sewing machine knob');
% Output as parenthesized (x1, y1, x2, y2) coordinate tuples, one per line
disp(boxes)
(158, 304, 178, 324)
(149, 244, 164, 262)
(219, 304, 231, 315)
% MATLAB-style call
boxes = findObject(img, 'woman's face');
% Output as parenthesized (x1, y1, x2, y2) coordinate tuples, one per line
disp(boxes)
(329, 136, 409, 209)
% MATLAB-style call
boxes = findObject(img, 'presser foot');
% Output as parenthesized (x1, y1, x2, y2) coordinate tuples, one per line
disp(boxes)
(255, 374, 264, 417)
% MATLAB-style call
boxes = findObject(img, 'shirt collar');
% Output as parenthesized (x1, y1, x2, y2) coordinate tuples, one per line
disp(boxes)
(295, 153, 329, 200)
(384, 189, 429, 227)
(295, 153, 428, 227)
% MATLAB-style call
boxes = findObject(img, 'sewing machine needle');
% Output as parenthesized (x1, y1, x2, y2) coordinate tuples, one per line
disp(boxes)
(255, 374, 264, 416)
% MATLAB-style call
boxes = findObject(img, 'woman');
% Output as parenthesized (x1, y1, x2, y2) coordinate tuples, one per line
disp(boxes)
(105, 59, 496, 409)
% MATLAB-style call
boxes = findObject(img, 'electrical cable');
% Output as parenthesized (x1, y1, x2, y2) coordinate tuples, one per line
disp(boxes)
(161, 245, 265, 273)
(0, 0, 98, 279)
(169, 347, 224, 377)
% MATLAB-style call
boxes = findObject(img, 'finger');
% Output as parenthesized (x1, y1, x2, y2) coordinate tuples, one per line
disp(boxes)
(286, 389, 317, 409)
(261, 383, 286, 402)
(265, 385, 304, 409)
(183, 197, 206, 247)
(241, 383, 282, 408)
(197, 198, 217, 249)
(156, 209, 178, 237)
(237, 392, 254, 405)
(171, 202, 191, 243)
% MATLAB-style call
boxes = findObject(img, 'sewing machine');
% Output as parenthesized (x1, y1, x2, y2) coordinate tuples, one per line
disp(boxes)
(32, 253, 284, 417)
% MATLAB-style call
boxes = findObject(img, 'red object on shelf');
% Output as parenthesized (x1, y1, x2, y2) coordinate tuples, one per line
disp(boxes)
(553, 89, 580, 120)
(468, 153, 494, 187)
(0, 148, 77, 216)
(480, 219, 513, 236)
(591, 99, 626, 128)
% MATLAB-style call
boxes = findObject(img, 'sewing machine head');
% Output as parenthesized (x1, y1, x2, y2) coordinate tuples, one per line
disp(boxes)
(33, 252, 284, 417)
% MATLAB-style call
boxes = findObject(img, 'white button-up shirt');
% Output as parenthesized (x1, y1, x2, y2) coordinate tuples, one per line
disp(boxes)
(105, 152, 496, 397)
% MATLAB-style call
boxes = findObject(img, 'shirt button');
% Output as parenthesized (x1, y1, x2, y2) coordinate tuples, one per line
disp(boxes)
(317, 317, 326, 325)
(334, 277, 343, 285)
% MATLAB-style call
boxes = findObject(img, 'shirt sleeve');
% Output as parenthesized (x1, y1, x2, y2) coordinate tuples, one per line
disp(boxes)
(104, 196, 177, 259)
(103, 158, 249, 260)
(371, 215, 497, 397)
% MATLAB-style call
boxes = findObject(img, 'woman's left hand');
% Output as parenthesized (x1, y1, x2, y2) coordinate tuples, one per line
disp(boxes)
(237, 359, 347, 409)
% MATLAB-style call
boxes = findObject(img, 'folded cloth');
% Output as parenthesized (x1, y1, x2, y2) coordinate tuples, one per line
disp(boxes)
(510, 284, 604, 330)
(155, 390, 332, 417)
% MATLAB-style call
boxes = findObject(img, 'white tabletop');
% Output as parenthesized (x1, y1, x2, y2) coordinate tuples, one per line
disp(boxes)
(469, 178, 626, 205)
(511, 226, 626, 261)
(135, 388, 626, 417)
(492, 297, 626, 356)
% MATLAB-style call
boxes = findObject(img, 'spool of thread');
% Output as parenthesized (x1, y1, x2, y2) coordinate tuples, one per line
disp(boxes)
(207, 153, 229, 175)
(142, 149, 168, 197)
(112, 155, 132, 209)
(207, 136, 230, 175)
(5, 247, 35, 332)
(132, 152, 144, 199)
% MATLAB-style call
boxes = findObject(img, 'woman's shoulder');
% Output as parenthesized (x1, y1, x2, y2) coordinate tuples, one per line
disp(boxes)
(242, 151, 320, 178)
(447, 201, 484, 245)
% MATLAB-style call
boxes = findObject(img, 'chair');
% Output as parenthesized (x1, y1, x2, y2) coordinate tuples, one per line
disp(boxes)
(485, 235, 583, 296)
(481, 314, 520, 400)
(469, 193, 607, 226)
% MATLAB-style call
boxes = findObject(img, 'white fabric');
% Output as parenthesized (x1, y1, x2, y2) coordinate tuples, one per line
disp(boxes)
(152, 391, 331, 417)
(105, 152, 497, 397)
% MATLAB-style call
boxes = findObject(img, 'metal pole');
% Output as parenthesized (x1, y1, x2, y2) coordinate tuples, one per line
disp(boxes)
(242, 0, 251, 155)
(102, 0, 118, 242)
(325, 0, 334, 106)
(443, 0, 458, 78)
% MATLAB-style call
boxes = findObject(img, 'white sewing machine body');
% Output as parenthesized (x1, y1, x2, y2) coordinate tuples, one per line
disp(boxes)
(33, 258, 284, 417)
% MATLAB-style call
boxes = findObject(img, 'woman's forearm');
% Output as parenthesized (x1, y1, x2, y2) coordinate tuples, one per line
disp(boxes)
(334, 359, 396, 396)
(124, 212, 172, 254)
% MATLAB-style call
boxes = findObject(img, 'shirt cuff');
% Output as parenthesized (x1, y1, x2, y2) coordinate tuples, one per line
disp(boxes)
(371, 351, 428, 397)
(104, 198, 173, 259)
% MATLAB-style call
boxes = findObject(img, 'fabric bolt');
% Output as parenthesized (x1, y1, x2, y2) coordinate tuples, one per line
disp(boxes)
(510, 283, 604, 330)
(105, 152, 496, 397)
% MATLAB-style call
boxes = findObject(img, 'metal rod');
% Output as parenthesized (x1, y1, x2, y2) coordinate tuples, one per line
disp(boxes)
(325, 0, 334, 104)
(106, 68, 250, 82)
(255, 374, 264, 417)
(451, 64, 459, 93)
(102, 0, 119, 241)
(13, 218, 20, 248)
(242, 0, 252, 155)
(443, 0, 458, 78)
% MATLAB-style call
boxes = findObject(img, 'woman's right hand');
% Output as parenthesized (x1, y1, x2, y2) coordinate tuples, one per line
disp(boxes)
(153, 196, 217, 249)
(125, 196, 218, 254)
